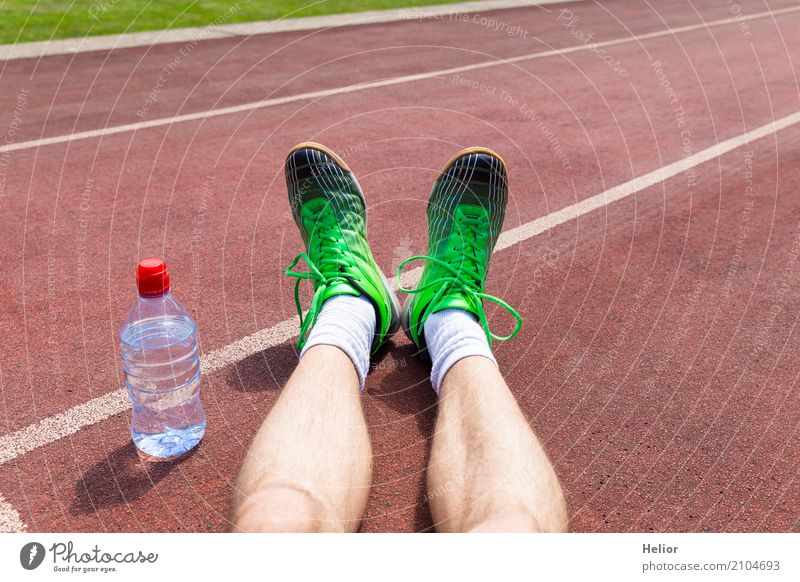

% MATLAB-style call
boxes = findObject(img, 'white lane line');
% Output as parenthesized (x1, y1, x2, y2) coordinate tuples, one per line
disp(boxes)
(496, 110, 800, 251)
(0, 1, 571, 61)
(2, 4, 799, 156)
(2, 108, 800, 467)
(0, 317, 299, 466)
(0, 494, 26, 532)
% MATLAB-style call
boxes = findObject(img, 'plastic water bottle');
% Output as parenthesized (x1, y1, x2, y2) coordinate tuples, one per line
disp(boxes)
(120, 258, 205, 459)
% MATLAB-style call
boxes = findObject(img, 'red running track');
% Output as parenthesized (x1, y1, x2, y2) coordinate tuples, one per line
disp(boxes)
(0, 0, 799, 532)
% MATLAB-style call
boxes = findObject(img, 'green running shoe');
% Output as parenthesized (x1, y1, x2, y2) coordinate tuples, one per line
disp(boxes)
(284, 142, 400, 351)
(397, 147, 522, 351)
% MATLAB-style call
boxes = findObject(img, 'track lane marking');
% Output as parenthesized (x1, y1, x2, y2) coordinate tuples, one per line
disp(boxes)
(496, 111, 800, 251)
(2, 108, 800, 467)
(0, 1, 573, 61)
(1, 4, 799, 156)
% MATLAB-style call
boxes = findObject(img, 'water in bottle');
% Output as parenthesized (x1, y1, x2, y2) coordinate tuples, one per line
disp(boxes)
(120, 258, 205, 459)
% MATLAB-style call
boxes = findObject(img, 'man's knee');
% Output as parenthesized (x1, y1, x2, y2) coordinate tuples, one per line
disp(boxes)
(231, 484, 334, 532)
(469, 514, 543, 532)
(467, 505, 569, 533)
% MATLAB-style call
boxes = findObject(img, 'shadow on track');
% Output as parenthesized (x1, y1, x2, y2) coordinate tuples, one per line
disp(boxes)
(71, 441, 195, 515)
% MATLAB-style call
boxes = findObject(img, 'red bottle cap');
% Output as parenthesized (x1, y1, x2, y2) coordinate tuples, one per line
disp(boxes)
(136, 258, 170, 297)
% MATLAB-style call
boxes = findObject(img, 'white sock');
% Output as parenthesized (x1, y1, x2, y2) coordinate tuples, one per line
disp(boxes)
(423, 308, 497, 395)
(300, 294, 375, 390)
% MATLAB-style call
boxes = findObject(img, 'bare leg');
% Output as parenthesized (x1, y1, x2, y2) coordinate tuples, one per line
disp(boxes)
(229, 345, 372, 532)
(427, 356, 568, 532)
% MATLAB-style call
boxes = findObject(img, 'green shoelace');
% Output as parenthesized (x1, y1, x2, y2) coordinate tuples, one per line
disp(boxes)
(285, 207, 358, 348)
(397, 212, 522, 343)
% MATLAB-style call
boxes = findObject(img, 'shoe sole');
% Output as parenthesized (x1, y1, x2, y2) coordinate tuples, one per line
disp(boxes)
(288, 141, 401, 345)
(286, 141, 355, 172)
(400, 146, 507, 347)
(438, 145, 508, 177)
